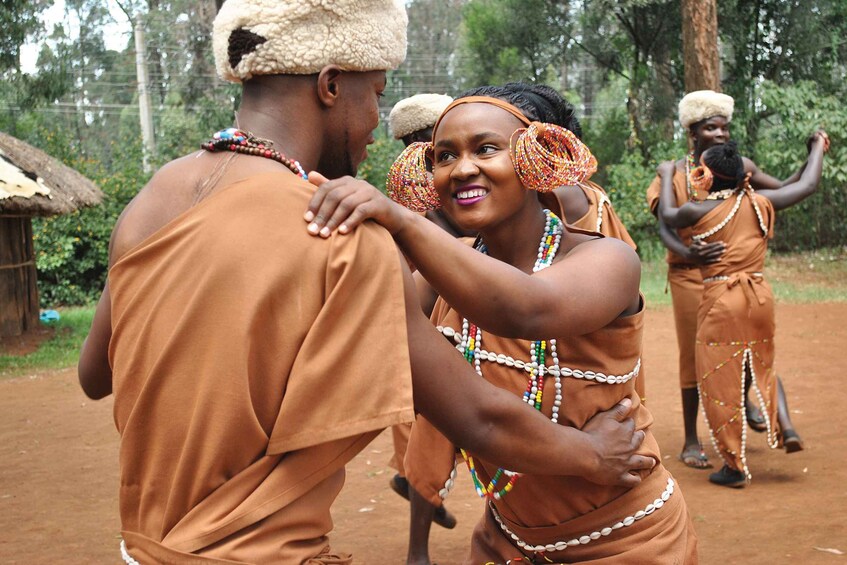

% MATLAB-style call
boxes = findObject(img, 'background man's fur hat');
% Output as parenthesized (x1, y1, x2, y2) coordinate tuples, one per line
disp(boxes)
(678, 90, 734, 129)
(388, 94, 454, 139)
(213, 0, 408, 83)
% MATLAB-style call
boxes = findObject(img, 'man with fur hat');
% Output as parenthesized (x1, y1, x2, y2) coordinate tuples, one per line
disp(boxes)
(389, 93, 454, 147)
(646, 89, 824, 469)
(77, 1, 653, 563)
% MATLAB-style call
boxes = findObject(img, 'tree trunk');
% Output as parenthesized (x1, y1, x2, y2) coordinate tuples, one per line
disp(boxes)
(681, 0, 720, 92)
(653, 37, 677, 139)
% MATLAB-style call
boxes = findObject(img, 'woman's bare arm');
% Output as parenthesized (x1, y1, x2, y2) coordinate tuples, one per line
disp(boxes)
(756, 134, 827, 211)
(305, 174, 639, 339)
(400, 254, 652, 485)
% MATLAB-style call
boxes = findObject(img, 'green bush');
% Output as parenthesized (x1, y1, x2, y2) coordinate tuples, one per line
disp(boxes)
(357, 130, 405, 193)
(754, 81, 847, 251)
(600, 141, 683, 261)
(32, 132, 147, 306)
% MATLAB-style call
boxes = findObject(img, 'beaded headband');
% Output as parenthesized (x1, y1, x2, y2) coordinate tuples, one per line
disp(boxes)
(386, 95, 598, 210)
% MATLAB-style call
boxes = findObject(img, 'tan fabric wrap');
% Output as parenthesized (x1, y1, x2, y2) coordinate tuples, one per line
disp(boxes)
(110, 172, 414, 563)
(547, 180, 637, 250)
(694, 193, 780, 473)
(467, 467, 698, 564)
(389, 422, 412, 475)
(669, 266, 703, 389)
(406, 256, 665, 532)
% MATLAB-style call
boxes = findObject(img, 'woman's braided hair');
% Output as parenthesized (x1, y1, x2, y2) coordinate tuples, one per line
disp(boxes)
(702, 140, 745, 191)
(458, 82, 583, 138)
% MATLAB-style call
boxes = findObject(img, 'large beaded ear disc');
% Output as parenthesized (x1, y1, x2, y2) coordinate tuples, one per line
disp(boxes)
(511, 122, 598, 193)
(386, 142, 442, 212)
(688, 164, 714, 194)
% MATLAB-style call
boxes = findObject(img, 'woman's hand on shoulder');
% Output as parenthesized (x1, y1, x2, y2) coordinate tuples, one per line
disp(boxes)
(305, 172, 412, 237)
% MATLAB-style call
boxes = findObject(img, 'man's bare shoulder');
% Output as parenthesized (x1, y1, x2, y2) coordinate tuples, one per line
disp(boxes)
(109, 152, 209, 265)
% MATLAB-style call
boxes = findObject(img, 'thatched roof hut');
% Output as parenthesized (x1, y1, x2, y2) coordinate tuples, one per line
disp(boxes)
(0, 131, 103, 216)
(0, 132, 104, 337)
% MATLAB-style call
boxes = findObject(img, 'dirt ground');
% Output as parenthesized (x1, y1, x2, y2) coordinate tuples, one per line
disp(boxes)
(1, 303, 845, 564)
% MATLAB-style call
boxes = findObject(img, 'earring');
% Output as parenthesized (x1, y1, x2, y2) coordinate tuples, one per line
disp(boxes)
(386, 142, 441, 212)
(688, 164, 714, 193)
(511, 123, 598, 193)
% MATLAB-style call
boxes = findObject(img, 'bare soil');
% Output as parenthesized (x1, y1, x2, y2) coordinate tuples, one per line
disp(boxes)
(1, 303, 845, 564)
(0, 324, 54, 356)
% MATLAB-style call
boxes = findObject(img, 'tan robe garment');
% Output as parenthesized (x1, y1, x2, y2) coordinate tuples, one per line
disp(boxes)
(647, 170, 708, 389)
(405, 231, 696, 563)
(693, 189, 779, 476)
(548, 181, 637, 250)
(547, 183, 646, 400)
(109, 172, 415, 564)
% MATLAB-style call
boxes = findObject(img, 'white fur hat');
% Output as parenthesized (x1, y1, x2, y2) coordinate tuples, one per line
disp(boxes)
(213, 0, 408, 83)
(678, 90, 734, 129)
(388, 93, 454, 139)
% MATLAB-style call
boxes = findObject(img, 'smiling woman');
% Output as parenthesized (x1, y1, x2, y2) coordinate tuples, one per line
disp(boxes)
(304, 86, 699, 563)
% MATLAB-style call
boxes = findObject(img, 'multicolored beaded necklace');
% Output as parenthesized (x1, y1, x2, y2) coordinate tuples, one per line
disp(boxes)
(460, 209, 564, 500)
(201, 128, 308, 180)
(685, 152, 698, 201)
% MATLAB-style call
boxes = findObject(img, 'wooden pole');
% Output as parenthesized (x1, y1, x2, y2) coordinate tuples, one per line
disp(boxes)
(135, 20, 156, 173)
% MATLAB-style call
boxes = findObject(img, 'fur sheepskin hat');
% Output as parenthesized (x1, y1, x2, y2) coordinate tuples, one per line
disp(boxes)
(678, 90, 734, 129)
(388, 93, 454, 139)
(213, 0, 408, 83)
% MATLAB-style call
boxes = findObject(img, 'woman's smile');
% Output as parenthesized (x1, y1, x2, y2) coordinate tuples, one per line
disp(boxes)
(454, 184, 490, 205)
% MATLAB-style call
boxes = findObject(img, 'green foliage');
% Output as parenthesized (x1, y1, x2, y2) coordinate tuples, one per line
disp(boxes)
(357, 130, 405, 194)
(603, 149, 665, 261)
(752, 81, 847, 250)
(31, 127, 148, 306)
(459, 0, 570, 86)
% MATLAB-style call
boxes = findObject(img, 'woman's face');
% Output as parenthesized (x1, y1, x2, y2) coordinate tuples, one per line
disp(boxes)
(431, 103, 534, 232)
(691, 115, 730, 151)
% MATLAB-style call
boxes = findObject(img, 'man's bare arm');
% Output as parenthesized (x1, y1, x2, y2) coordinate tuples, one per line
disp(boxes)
(78, 283, 113, 399)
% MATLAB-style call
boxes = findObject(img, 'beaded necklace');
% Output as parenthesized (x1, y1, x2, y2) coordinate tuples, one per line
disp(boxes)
(692, 184, 768, 242)
(704, 188, 737, 201)
(459, 209, 564, 500)
(685, 152, 698, 201)
(201, 128, 308, 180)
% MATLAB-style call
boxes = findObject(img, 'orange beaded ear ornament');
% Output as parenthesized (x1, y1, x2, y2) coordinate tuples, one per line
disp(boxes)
(385, 141, 442, 212)
(510, 122, 598, 193)
(688, 163, 714, 194)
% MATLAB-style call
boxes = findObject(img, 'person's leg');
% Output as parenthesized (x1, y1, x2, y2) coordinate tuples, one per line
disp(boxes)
(708, 357, 749, 489)
(744, 376, 768, 432)
(776, 376, 804, 453)
(406, 487, 437, 565)
(679, 387, 711, 468)
(669, 267, 711, 468)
